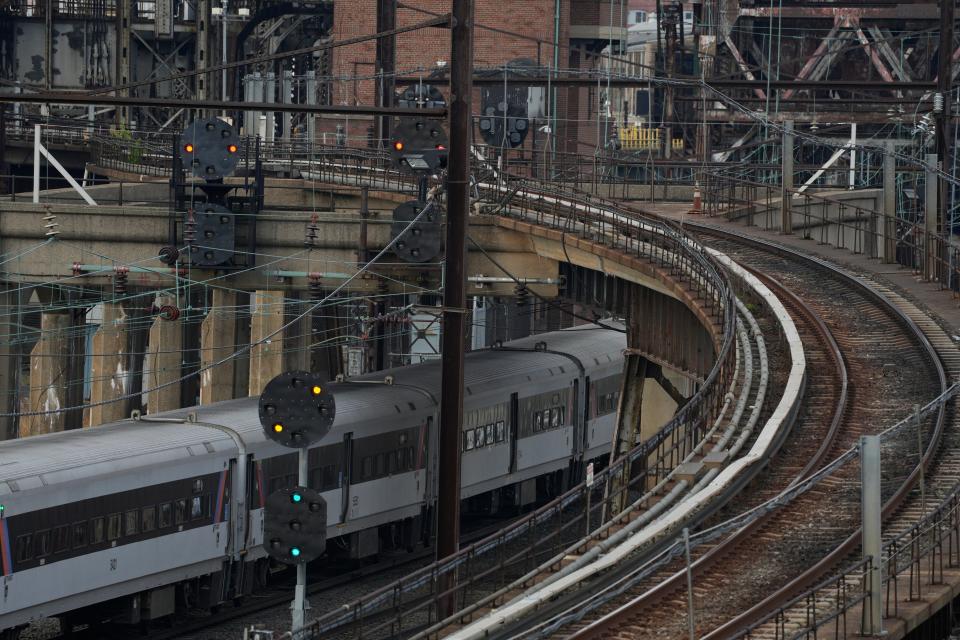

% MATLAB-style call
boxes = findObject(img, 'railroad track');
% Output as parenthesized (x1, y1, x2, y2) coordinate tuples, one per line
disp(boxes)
(552, 228, 952, 640)
(40, 517, 519, 640)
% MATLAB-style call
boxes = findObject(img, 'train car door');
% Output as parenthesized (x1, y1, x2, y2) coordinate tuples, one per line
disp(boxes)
(583, 376, 591, 450)
(340, 432, 353, 523)
(572, 379, 581, 456)
(509, 392, 519, 473)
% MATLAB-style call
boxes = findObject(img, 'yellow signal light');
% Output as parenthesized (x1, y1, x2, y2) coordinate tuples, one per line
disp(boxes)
(273, 423, 284, 433)
(311, 385, 322, 396)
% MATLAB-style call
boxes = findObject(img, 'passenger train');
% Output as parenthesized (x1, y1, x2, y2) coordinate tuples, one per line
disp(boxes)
(0, 325, 625, 636)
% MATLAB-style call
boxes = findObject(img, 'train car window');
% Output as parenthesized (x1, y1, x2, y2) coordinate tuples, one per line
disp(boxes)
(269, 477, 283, 494)
(534, 412, 542, 432)
(285, 474, 296, 488)
(376, 453, 386, 478)
(407, 447, 415, 469)
(53, 525, 70, 553)
(552, 408, 560, 428)
(465, 430, 475, 451)
(475, 426, 485, 447)
(309, 468, 321, 490)
(159, 503, 173, 528)
(191, 496, 203, 520)
(142, 506, 156, 533)
(90, 517, 105, 544)
(361, 456, 373, 480)
(496, 421, 505, 442)
(108, 514, 122, 541)
(73, 522, 88, 549)
(192, 479, 204, 494)
(485, 424, 494, 445)
(559, 407, 566, 425)
(323, 464, 337, 490)
(174, 499, 187, 525)
(15, 535, 32, 563)
(124, 510, 139, 536)
(34, 530, 50, 557)
(385, 452, 395, 475)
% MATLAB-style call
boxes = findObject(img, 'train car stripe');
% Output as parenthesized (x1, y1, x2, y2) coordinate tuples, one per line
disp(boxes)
(214, 469, 228, 523)
(416, 421, 427, 470)
(256, 462, 266, 508)
(1, 520, 12, 576)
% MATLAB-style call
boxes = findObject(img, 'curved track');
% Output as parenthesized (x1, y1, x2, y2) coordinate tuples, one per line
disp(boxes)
(558, 228, 950, 640)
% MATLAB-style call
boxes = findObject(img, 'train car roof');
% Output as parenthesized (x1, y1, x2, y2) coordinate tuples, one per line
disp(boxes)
(0, 324, 625, 493)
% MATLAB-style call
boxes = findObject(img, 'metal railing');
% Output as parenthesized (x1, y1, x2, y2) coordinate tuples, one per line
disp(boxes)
(702, 170, 960, 294)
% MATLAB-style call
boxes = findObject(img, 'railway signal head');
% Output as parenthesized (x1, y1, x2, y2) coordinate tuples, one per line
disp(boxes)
(259, 371, 336, 448)
(184, 202, 235, 267)
(180, 117, 240, 180)
(264, 486, 327, 564)
(390, 116, 448, 174)
(391, 200, 441, 263)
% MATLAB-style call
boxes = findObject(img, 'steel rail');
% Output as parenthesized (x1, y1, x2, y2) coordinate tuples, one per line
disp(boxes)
(684, 225, 948, 640)
(569, 264, 849, 639)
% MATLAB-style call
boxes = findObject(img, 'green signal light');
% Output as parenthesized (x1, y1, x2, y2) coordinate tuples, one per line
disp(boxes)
(0, 504, 4, 515)
(291, 493, 303, 503)
(291, 547, 301, 558)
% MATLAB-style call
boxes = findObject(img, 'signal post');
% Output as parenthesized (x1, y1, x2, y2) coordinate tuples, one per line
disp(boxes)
(258, 371, 336, 634)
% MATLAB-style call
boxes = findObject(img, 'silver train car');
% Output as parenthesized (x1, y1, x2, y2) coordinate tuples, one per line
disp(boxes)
(0, 326, 625, 635)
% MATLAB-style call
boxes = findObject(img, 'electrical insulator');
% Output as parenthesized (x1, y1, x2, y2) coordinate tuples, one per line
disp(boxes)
(308, 274, 323, 302)
(113, 266, 129, 296)
(934, 93, 945, 114)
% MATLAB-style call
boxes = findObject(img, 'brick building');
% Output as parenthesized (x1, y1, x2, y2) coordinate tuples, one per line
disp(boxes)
(329, 0, 627, 155)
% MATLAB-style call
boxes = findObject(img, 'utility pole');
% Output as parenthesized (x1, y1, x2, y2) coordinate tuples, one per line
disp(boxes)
(936, 0, 954, 269)
(375, 0, 397, 147)
(436, 0, 472, 613)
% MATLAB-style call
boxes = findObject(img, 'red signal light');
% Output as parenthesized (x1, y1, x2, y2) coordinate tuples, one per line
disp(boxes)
(184, 143, 195, 153)
(393, 141, 404, 152)
(227, 144, 238, 153)
(436, 144, 446, 151)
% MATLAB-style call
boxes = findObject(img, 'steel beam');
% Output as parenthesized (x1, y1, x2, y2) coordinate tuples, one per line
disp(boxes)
(395, 76, 936, 90)
(375, 0, 397, 146)
(0, 93, 447, 117)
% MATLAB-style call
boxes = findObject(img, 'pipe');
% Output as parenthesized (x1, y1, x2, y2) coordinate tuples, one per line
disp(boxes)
(71, 263, 185, 275)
